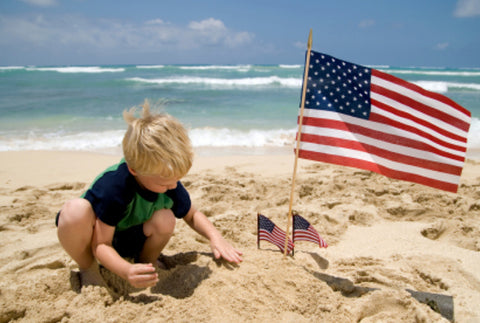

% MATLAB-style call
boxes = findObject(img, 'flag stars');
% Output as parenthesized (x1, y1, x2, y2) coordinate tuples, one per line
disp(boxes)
(304, 51, 371, 120)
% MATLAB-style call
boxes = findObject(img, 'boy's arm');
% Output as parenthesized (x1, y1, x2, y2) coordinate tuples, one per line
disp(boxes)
(92, 219, 159, 288)
(183, 206, 243, 264)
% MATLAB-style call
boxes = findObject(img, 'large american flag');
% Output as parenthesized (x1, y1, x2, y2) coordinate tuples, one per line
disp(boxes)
(293, 214, 328, 248)
(298, 51, 471, 193)
(258, 214, 294, 254)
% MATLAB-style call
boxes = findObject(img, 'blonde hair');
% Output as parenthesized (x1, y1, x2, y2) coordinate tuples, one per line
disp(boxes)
(122, 100, 193, 178)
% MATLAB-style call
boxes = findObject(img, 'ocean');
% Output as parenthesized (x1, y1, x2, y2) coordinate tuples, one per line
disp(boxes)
(0, 63, 479, 159)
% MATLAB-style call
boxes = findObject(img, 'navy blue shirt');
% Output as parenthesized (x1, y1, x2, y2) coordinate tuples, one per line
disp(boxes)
(82, 159, 191, 230)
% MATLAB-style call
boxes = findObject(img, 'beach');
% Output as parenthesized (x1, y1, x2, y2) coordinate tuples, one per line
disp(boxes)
(0, 150, 479, 322)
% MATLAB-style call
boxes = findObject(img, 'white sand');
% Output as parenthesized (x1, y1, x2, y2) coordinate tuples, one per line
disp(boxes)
(0, 151, 479, 322)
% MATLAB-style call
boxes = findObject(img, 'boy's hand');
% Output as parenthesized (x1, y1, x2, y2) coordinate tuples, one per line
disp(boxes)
(126, 263, 159, 288)
(210, 236, 243, 264)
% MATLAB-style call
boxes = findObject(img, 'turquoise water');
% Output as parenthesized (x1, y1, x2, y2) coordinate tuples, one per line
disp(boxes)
(0, 64, 479, 157)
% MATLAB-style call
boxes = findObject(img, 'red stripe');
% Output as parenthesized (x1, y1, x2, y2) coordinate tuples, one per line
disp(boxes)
(259, 229, 294, 252)
(370, 89, 469, 139)
(300, 132, 463, 176)
(371, 69, 471, 120)
(302, 116, 466, 161)
(294, 231, 328, 247)
(259, 229, 289, 244)
(294, 232, 319, 242)
(298, 149, 458, 193)
(368, 111, 467, 153)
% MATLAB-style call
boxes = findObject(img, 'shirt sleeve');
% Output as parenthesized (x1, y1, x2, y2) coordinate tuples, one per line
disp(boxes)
(166, 181, 191, 219)
(83, 163, 135, 227)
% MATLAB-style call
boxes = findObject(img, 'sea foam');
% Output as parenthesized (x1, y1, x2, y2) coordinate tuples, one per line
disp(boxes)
(26, 66, 125, 73)
(0, 121, 478, 160)
(414, 81, 480, 93)
(126, 76, 301, 88)
(0, 128, 296, 152)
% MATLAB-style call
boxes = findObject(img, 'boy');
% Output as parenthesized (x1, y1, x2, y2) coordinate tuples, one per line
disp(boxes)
(56, 101, 243, 288)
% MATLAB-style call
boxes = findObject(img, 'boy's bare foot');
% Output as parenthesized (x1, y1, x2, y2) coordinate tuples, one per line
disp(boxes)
(79, 262, 107, 287)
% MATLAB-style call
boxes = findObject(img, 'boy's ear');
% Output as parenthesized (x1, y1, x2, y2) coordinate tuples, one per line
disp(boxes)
(127, 165, 138, 176)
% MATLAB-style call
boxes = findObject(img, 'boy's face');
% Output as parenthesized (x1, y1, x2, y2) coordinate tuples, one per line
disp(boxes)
(135, 173, 179, 193)
(127, 166, 179, 193)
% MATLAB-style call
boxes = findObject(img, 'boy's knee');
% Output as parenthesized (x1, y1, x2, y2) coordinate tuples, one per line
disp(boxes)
(146, 209, 176, 236)
(58, 198, 95, 228)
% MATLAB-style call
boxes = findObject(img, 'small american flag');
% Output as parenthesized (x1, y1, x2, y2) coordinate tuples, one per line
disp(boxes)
(298, 51, 471, 193)
(258, 214, 294, 254)
(293, 214, 328, 248)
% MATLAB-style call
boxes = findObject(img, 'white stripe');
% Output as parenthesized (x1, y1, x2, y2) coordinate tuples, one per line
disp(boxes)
(294, 232, 318, 239)
(298, 141, 460, 185)
(260, 229, 293, 246)
(259, 230, 285, 241)
(301, 125, 465, 167)
(371, 75, 471, 124)
(371, 91, 469, 139)
(302, 109, 468, 155)
(370, 103, 468, 149)
(259, 233, 289, 246)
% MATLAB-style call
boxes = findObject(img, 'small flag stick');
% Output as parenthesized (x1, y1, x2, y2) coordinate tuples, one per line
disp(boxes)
(257, 213, 260, 249)
(284, 29, 313, 257)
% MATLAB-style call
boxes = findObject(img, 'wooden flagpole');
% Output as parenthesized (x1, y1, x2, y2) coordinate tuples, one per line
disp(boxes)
(283, 29, 313, 257)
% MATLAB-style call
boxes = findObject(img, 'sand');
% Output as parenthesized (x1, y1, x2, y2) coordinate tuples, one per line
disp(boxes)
(0, 150, 479, 322)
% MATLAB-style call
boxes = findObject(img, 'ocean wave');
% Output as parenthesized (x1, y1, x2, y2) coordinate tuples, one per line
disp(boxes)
(126, 76, 301, 88)
(25, 66, 125, 73)
(382, 68, 480, 77)
(413, 81, 480, 93)
(1, 122, 479, 160)
(136, 65, 165, 69)
(190, 127, 296, 147)
(467, 117, 480, 147)
(0, 130, 125, 152)
(0, 128, 296, 152)
(279, 64, 301, 69)
(368, 65, 391, 69)
(0, 66, 25, 71)
(178, 65, 252, 71)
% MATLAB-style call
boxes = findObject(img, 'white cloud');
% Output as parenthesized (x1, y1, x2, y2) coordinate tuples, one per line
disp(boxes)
(187, 18, 253, 47)
(435, 42, 449, 50)
(0, 14, 254, 54)
(145, 19, 166, 25)
(358, 19, 375, 28)
(293, 41, 306, 49)
(189, 18, 226, 32)
(188, 18, 228, 45)
(18, 0, 58, 7)
(454, 0, 480, 17)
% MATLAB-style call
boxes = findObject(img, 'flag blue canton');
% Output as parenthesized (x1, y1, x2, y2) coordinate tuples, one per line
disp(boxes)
(258, 215, 275, 232)
(304, 51, 372, 120)
(293, 215, 310, 230)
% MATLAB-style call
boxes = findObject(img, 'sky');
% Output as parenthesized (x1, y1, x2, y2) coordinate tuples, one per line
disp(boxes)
(0, 0, 479, 68)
